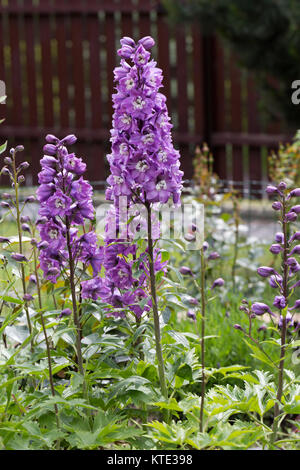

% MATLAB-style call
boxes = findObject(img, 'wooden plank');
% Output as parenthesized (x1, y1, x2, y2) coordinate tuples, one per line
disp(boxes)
(0, 8, 6, 126)
(105, 12, 115, 124)
(56, 12, 69, 128)
(71, 12, 85, 128)
(192, 26, 204, 138)
(121, 1, 134, 37)
(88, 13, 102, 129)
(176, 27, 188, 133)
(230, 53, 243, 191)
(24, 11, 38, 127)
(247, 75, 262, 196)
(39, 12, 54, 127)
(9, 6, 23, 126)
(212, 36, 226, 181)
(139, 9, 151, 37)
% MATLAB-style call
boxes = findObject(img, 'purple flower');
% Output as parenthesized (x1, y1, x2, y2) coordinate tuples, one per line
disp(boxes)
(288, 188, 300, 198)
(270, 244, 282, 255)
(272, 201, 282, 211)
(105, 36, 183, 206)
(273, 295, 287, 309)
(291, 205, 300, 214)
(179, 266, 193, 276)
(269, 274, 283, 289)
(289, 299, 300, 310)
(266, 185, 278, 194)
(81, 277, 110, 301)
(251, 302, 273, 316)
(257, 266, 276, 278)
(187, 310, 196, 321)
(0, 236, 10, 244)
(275, 232, 284, 243)
(11, 253, 28, 262)
(211, 278, 225, 289)
(290, 245, 300, 255)
(23, 294, 34, 302)
(58, 308, 72, 318)
(286, 211, 297, 222)
(289, 231, 300, 243)
(208, 251, 220, 260)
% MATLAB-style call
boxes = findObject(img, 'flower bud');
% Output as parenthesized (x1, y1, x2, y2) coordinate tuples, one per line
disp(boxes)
(38, 241, 49, 250)
(187, 310, 196, 321)
(29, 274, 37, 284)
(258, 324, 267, 332)
(61, 134, 77, 146)
(21, 215, 30, 223)
(45, 134, 59, 144)
(234, 324, 244, 331)
(0, 236, 10, 244)
(0, 201, 10, 208)
(138, 36, 155, 50)
(18, 175, 25, 183)
(211, 277, 225, 289)
(275, 232, 284, 243)
(4, 156, 12, 165)
(257, 266, 275, 277)
(272, 201, 282, 211)
(291, 205, 300, 214)
(288, 188, 300, 198)
(270, 244, 282, 254)
(251, 302, 273, 316)
(58, 308, 72, 319)
(117, 45, 134, 58)
(179, 266, 193, 276)
(208, 251, 220, 260)
(273, 295, 286, 309)
(120, 36, 136, 47)
(25, 195, 36, 203)
(278, 181, 287, 191)
(286, 211, 297, 222)
(23, 293, 34, 302)
(11, 252, 28, 262)
(21, 223, 31, 233)
(265, 185, 278, 194)
(43, 144, 57, 156)
(15, 145, 24, 152)
(17, 162, 29, 171)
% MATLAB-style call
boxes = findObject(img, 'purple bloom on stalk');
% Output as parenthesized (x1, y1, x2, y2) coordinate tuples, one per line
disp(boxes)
(0, 236, 10, 244)
(275, 232, 284, 243)
(179, 266, 193, 276)
(37, 135, 100, 285)
(270, 244, 282, 255)
(273, 295, 287, 309)
(187, 310, 196, 321)
(211, 277, 225, 289)
(288, 188, 300, 198)
(289, 245, 300, 255)
(291, 205, 300, 214)
(266, 185, 278, 194)
(289, 299, 300, 310)
(105, 36, 183, 206)
(23, 293, 34, 302)
(11, 253, 28, 262)
(257, 266, 276, 278)
(289, 231, 300, 243)
(269, 274, 283, 289)
(251, 302, 274, 316)
(286, 211, 297, 222)
(208, 251, 220, 260)
(272, 201, 282, 211)
(81, 277, 110, 301)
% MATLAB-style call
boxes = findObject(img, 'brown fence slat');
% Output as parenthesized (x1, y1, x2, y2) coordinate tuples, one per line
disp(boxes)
(157, 13, 171, 110)
(24, 12, 38, 127)
(230, 53, 243, 191)
(105, 11, 115, 124)
(9, 6, 23, 126)
(192, 27, 204, 139)
(71, 12, 86, 128)
(39, 11, 54, 127)
(56, 12, 69, 128)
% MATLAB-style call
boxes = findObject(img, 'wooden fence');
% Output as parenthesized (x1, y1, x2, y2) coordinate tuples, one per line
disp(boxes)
(0, 0, 292, 194)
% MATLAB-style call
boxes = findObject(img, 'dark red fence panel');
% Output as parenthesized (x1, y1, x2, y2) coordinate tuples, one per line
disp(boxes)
(0, 0, 289, 193)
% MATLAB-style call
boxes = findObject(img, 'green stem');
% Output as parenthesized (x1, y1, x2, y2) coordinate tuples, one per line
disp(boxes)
(11, 151, 33, 349)
(271, 194, 288, 445)
(146, 202, 168, 401)
(199, 247, 206, 432)
(33, 245, 60, 432)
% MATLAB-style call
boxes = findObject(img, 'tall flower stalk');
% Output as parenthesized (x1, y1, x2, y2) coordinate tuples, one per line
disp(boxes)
(37, 134, 101, 382)
(236, 181, 300, 445)
(104, 36, 183, 399)
(0, 146, 35, 349)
